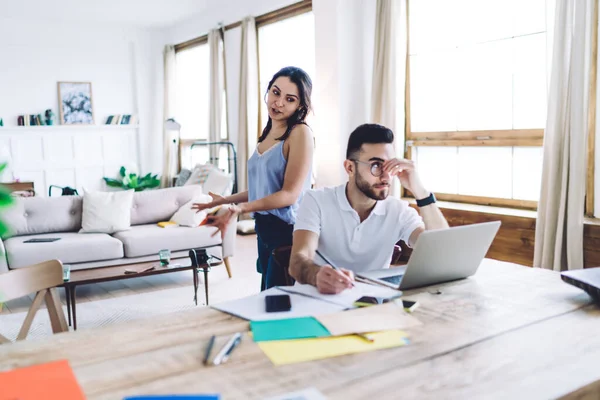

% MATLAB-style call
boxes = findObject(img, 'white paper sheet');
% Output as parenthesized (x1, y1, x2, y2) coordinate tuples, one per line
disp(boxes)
(211, 287, 347, 321)
(278, 282, 402, 308)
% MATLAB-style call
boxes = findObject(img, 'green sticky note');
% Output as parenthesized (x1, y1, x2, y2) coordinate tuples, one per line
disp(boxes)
(250, 317, 331, 342)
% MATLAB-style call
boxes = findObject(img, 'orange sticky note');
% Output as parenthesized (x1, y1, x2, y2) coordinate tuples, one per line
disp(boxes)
(0, 359, 85, 400)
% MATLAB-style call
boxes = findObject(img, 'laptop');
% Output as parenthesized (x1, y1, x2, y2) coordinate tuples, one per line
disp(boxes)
(357, 221, 501, 290)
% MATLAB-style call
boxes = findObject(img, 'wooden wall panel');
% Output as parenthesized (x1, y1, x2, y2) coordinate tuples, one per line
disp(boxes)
(399, 204, 600, 269)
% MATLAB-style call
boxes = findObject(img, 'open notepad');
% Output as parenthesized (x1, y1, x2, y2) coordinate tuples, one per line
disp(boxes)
(211, 282, 402, 321)
(211, 287, 347, 321)
(278, 281, 402, 308)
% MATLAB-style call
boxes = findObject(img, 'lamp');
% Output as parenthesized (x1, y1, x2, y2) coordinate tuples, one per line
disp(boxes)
(164, 118, 181, 131)
(164, 118, 182, 184)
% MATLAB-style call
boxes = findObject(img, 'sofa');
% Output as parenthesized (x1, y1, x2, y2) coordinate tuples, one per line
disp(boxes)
(0, 186, 236, 274)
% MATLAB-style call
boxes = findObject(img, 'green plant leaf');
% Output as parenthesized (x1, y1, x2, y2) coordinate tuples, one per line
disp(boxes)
(0, 188, 13, 208)
(103, 178, 124, 188)
(0, 163, 7, 176)
(119, 166, 126, 177)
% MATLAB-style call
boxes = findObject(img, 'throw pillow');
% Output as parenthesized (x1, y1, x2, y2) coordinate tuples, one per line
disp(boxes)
(203, 168, 233, 196)
(174, 168, 192, 186)
(185, 163, 215, 186)
(170, 193, 213, 227)
(80, 189, 134, 234)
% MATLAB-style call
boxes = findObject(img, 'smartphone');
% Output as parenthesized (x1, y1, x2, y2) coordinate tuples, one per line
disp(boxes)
(265, 294, 292, 312)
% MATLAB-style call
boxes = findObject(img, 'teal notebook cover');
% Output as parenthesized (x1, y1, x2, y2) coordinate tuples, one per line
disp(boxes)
(250, 317, 331, 342)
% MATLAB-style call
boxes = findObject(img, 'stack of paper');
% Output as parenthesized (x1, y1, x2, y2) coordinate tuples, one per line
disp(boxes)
(251, 303, 420, 365)
(211, 287, 347, 321)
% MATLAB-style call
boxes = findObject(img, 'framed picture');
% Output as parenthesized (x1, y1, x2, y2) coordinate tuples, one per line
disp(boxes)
(57, 81, 94, 125)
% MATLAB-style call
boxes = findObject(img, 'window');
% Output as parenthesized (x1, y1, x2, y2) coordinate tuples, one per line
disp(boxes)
(175, 43, 210, 141)
(258, 10, 316, 131)
(175, 43, 210, 169)
(405, 0, 549, 209)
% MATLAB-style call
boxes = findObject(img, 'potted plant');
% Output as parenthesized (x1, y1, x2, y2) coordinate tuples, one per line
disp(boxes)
(103, 166, 161, 192)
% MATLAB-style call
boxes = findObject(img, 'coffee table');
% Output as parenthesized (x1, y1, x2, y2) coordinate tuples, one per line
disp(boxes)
(59, 258, 211, 330)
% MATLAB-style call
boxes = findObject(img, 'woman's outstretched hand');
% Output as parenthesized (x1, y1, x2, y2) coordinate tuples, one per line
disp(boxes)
(191, 192, 225, 213)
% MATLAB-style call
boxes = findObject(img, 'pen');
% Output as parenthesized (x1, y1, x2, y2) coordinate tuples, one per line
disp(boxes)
(213, 332, 242, 366)
(315, 250, 355, 287)
(203, 335, 216, 365)
(354, 333, 374, 342)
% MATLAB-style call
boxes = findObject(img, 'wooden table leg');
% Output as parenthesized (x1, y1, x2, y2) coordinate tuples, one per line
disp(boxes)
(203, 267, 209, 306)
(192, 268, 199, 306)
(64, 286, 72, 327)
(70, 286, 78, 331)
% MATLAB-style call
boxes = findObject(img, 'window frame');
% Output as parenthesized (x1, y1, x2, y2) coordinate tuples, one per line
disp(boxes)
(403, 0, 548, 211)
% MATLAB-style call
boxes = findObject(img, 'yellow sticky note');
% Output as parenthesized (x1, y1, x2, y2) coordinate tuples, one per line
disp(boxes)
(258, 330, 409, 365)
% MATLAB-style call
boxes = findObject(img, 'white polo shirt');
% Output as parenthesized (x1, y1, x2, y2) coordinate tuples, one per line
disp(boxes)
(294, 184, 424, 273)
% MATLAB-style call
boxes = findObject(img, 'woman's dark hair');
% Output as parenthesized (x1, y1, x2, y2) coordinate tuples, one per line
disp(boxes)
(258, 66, 312, 143)
(346, 124, 394, 160)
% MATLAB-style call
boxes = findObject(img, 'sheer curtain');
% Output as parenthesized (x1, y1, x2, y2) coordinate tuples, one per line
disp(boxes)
(371, 0, 406, 196)
(208, 28, 228, 166)
(237, 17, 259, 192)
(534, 0, 596, 271)
(161, 45, 177, 188)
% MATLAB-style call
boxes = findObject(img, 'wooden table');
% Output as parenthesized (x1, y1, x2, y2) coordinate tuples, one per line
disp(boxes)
(59, 258, 210, 330)
(1, 259, 599, 399)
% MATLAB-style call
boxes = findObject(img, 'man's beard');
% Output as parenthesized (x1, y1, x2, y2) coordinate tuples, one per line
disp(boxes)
(355, 172, 389, 201)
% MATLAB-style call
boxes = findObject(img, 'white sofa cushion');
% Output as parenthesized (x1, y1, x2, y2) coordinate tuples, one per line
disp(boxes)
(129, 185, 202, 225)
(4, 232, 124, 269)
(170, 194, 212, 227)
(112, 224, 221, 258)
(203, 168, 233, 196)
(80, 189, 134, 234)
(1, 196, 83, 237)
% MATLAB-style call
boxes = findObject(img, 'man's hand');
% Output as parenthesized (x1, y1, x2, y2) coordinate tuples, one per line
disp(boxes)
(316, 265, 355, 294)
(382, 158, 429, 199)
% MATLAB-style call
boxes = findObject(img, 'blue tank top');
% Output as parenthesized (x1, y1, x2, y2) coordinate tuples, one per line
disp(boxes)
(247, 139, 312, 225)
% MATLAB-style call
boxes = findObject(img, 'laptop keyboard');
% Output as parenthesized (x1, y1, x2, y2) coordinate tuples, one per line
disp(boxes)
(379, 274, 404, 285)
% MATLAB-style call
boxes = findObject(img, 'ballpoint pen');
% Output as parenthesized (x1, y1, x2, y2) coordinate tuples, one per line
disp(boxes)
(315, 249, 355, 287)
(203, 335, 216, 365)
(212, 332, 242, 366)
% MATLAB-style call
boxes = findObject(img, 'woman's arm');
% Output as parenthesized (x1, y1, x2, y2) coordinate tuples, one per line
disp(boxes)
(216, 191, 249, 205)
(240, 125, 313, 214)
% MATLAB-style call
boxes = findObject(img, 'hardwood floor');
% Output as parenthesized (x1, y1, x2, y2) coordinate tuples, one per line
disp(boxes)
(0, 234, 258, 315)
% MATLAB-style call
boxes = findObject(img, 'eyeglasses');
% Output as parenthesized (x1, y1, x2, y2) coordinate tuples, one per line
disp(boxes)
(351, 159, 383, 177)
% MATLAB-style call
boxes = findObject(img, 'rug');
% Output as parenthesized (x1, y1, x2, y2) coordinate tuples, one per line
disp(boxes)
(0, 275, 260, 341)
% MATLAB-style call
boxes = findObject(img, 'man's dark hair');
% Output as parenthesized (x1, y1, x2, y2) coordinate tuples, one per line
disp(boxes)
(346, 123, 394, 160)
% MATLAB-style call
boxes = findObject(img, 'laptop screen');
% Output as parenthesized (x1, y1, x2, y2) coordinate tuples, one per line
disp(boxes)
(379, 274, 404, 285)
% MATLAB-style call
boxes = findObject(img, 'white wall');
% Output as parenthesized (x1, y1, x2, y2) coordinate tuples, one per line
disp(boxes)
(312, 0, 376, 187)
(0, 16, 165, 193)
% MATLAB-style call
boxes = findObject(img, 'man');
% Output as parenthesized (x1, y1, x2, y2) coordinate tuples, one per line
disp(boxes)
(289, 123, 449, 294)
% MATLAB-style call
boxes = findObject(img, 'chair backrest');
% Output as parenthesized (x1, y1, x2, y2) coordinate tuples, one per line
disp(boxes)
(271, 246, 295, 286)
(0, 260, 68, 343)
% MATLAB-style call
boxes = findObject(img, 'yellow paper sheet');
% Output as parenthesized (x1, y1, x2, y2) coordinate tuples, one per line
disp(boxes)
(258, 330, 409, 365)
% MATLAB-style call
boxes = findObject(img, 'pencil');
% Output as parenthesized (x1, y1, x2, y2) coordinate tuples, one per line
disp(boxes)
(354, 333, 374, 342)
(315, 250, 355, 287)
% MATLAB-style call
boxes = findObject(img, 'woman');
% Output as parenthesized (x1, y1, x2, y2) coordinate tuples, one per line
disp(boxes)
(192, 66, 314, 290)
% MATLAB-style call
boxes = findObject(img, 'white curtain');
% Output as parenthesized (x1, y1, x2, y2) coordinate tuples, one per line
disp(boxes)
(534, 0, 596, 271)
(161, 45, 177, 188)
(208, 28, 228, 167)
(371, 0, 406, 197)
(237, 17, 259, 192)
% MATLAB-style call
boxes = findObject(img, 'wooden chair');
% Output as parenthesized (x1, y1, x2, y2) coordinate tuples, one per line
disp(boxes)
(271, 246, 295, 286)
(0, 260, 68, 344)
